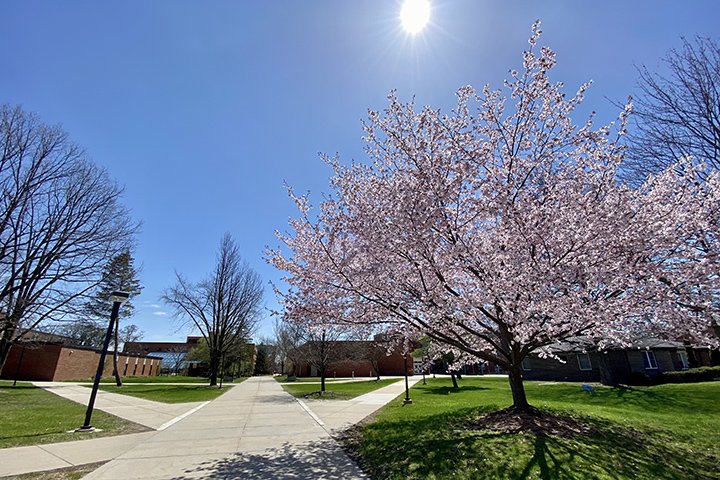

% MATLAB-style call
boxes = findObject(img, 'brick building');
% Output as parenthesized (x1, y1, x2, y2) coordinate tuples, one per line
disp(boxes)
(0, 341, 161, 381)
(520, 338, 704, 384)
(293, 340, 415, 377)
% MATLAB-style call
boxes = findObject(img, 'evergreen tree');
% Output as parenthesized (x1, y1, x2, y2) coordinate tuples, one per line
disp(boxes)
(253, 346, 269, 376)
(84, 251, 142, 386)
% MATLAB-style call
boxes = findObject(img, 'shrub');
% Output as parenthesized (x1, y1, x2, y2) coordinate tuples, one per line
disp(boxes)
(662, 366, 720, 383)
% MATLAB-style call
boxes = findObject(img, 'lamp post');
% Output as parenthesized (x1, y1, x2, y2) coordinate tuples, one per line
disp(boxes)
(77, 291, 129, 432)
(403, 352, 412, 404)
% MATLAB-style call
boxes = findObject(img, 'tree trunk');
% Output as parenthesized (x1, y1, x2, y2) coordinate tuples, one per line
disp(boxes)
(209, 354, 219, 386)
(450, 372, 459, 389)
(598, 352, 618, 387)
(0, 332, 15, 374)
(112, 317, 122, 386)
(508, 367, 531, 412)
(320, 366, 326, 393)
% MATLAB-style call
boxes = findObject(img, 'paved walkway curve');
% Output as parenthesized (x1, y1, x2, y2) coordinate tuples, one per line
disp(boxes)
(33, 382, 208, 430)
(83, 377, 368, 479)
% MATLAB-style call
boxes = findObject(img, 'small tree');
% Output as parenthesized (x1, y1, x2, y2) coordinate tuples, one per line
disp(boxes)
(292, 324, 359, 393)
(365, 342, 387, 381)
(84, 252, 142, 386)
(163, 234, 263, 386)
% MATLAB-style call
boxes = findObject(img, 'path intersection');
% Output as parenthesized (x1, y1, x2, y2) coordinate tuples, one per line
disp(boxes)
(1, 376, 419, 479)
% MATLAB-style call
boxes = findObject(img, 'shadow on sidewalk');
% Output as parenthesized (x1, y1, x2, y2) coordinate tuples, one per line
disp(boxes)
(171, 438, 365, 480)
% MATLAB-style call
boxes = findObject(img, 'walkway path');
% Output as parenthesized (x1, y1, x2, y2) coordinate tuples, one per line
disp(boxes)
(1, 376, 417, 478)
(83, 377, 368, 479)
(302, 376, 421, 431)
(33, 382, 207, 430)
(0, 432, 155, 478)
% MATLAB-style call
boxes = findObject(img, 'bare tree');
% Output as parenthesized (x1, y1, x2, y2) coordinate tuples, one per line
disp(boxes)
(162, 234, 263, 386)
(0, 105, 137, 371)
(295, 325, 357, 394)
(118, 323, 144, 346)
(273, 317, 305, 376)
(622, 36, 720, 184)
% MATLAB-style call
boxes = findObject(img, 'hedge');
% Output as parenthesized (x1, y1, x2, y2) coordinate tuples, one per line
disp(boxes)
(661, 366, 720, 383)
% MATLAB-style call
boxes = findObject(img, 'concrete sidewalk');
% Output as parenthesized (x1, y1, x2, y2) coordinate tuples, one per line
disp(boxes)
(33, 382, 208, 430)
(0, 432, 155, 478)
(301, 376, 422, 431)
(1, 376, 414, 478)
(83, 377, 367, 479)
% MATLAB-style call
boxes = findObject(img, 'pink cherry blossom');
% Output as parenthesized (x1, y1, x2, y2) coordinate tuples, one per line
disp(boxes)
(268, 23, 720, 411)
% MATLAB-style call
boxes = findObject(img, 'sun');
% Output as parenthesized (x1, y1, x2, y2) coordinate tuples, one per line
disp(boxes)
(400, 0, 431, 34)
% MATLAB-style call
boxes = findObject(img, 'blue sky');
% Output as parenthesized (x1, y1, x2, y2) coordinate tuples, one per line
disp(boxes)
(1, 1, 718, 342)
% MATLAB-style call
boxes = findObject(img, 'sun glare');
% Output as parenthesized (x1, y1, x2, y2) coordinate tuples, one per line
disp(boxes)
(400, 0, 430, 34)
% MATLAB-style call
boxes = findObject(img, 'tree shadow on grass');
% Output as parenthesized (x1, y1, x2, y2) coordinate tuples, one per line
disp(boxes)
(422, 386, 489, 395)
(0, 385, 36, 390)
(170, 437, 365, 480)
(342, 407, 719, 480)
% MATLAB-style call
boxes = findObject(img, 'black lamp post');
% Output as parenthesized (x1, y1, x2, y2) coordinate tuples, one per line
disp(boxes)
(77, 291, 129, 432)
(403, 353, 412, 404)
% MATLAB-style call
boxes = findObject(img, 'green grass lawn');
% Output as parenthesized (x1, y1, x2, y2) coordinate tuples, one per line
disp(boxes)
(274, 375, 359, 383)
(0, 381, 148, 448)
(63, 375, 213, 383)
(348, 377, 720, 480)
(282, 378, 400, 399)
(98, 382, 243, 403)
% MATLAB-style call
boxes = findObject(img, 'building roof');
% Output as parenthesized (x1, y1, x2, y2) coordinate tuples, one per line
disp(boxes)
(548, 336, 684, 353)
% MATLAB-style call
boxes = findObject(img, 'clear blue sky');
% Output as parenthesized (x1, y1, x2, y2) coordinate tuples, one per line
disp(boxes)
(1, 1, 718, 342)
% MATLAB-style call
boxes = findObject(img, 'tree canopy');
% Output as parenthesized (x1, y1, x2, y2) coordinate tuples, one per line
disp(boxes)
(269, 23, 720, 411)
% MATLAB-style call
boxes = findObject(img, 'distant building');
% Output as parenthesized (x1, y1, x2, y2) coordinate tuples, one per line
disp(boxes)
(0, 332, 161, 381)
(124, 336, 256, 377)
(124, 336, 202, 375)
(293, 340, 415, 377)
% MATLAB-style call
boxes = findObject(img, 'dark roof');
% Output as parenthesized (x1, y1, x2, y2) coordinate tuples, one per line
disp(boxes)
(548, 336, 684, 353)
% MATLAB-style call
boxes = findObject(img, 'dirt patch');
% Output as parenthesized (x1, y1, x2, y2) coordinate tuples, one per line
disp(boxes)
(302, 391, 345, 399)
(462, 407, 599, 438)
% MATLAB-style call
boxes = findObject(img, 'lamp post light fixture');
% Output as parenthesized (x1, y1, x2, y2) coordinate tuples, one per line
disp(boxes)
(77, 291, 129, 432)
(403, 352, 412, 404)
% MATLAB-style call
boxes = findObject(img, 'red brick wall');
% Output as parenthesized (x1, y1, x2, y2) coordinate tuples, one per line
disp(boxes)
(0, 343, 161, 381)
(0, 343, 61, 381)
(296, 351, 414, 377)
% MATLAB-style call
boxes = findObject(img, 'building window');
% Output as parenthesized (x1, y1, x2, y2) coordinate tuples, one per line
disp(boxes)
(577, 353, 592, 371)
(677, 350, 689, 370)
(521, 358, 531, 371)
(642, 350, 658, 369)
